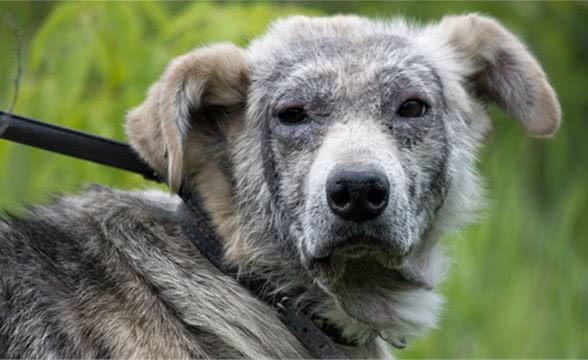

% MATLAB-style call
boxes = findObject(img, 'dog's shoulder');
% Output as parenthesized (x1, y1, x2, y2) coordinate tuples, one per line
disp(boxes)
(0, 186, 187, 358)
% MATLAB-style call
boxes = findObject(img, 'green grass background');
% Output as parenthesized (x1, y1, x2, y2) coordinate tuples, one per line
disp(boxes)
(1, 2, 586, 358)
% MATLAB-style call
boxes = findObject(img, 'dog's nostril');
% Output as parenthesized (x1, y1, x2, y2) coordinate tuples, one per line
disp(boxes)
(367, 186, 386, 207)
(329, 185, 351, 208)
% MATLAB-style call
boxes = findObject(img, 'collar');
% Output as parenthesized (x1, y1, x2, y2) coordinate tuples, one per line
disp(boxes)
(176, 187, 350, 359)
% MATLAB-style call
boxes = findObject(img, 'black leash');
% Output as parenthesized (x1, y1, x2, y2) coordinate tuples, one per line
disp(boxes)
(0, 110, 350, 359)
(0, 110, 162, 182)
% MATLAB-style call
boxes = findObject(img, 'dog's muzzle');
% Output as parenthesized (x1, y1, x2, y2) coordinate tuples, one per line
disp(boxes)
(306, 164, 411, 262)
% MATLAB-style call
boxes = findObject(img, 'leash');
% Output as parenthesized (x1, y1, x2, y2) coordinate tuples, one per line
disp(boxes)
(0, 110, 162, 182)
(0, 110, 350, 359)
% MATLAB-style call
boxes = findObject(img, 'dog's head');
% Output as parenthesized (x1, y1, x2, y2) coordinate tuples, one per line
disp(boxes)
(127, 14, 559, 341)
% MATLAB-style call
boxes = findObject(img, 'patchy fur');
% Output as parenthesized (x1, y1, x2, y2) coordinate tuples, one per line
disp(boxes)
(0, 14, 559, 358)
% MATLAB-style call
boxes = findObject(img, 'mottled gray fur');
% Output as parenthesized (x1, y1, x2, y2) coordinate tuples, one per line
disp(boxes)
(0, 14, 559, 359)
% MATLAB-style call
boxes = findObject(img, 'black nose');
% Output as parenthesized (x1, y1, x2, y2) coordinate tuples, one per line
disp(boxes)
(326, 166, 390, 222)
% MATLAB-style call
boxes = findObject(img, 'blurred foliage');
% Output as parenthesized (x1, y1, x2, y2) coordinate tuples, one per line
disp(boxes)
(0, 1, 586, 358)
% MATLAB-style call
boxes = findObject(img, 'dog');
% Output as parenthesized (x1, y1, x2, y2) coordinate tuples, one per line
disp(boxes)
(0, 13, 560, 359)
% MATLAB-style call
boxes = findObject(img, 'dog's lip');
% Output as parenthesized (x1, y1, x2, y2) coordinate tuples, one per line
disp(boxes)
(306, 235, 411, 266)
(308, 243, 374, 266)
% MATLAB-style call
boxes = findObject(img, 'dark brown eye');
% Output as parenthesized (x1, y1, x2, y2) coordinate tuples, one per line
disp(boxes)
(277, 106, 307, 125)
(397, 99, 427, 118)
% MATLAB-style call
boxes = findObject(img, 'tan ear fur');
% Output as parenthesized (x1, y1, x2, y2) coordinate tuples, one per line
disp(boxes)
(126, 43, 249, 192)
(439, 14, 561, 137)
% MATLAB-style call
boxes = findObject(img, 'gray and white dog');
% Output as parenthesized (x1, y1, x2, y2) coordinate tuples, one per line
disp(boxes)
(0, 14, 560, 359)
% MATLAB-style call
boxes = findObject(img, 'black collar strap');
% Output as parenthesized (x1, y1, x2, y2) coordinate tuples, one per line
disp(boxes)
(177, 188, 350, 359)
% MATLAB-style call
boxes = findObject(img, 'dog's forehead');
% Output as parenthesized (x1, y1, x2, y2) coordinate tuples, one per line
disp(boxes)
(247, 16, 441, 98)
(263, 35, 411, 75)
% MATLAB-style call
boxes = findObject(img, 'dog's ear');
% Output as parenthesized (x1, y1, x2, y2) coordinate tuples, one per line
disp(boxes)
(126, 43, 248, 193)
(439, 14, 561, 137)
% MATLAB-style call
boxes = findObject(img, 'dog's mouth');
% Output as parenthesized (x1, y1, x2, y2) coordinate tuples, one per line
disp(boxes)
(308, 242, 432, 327)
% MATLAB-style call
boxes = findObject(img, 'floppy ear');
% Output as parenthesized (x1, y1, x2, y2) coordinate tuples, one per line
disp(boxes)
(439, 14, 561, 137)
(126, 43, 249, 192)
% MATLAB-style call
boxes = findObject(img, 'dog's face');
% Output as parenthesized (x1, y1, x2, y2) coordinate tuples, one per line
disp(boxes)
(127, 14, 560, 337)
(250, 29, 455, 326)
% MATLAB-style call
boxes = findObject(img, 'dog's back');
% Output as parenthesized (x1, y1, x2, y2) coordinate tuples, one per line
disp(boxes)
(0, 186, 310, 358)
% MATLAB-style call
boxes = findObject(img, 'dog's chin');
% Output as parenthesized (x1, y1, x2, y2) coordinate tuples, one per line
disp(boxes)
(312, 252, 432, 328)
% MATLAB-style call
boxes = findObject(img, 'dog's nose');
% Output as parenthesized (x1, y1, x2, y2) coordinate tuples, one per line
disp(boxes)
(326, 166, 390, 222)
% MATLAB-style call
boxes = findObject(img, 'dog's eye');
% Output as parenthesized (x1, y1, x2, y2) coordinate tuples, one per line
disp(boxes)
(397, 99, 428, 118)
(276, 106, 307, 125)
